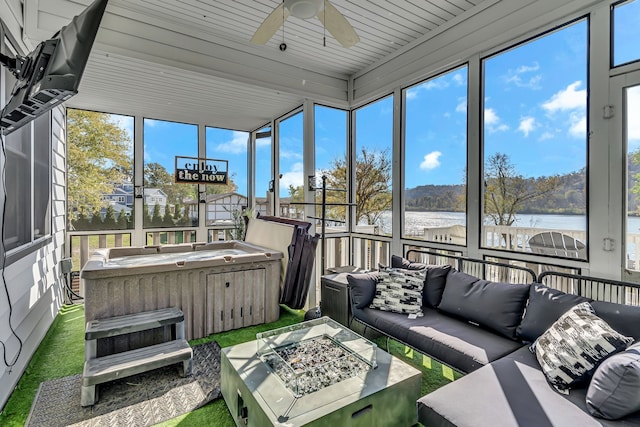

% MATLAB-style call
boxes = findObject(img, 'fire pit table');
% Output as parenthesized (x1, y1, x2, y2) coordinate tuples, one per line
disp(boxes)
(221, 317, 421, 426)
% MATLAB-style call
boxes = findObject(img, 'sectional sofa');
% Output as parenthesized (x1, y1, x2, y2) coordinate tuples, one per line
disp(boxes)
(346, 255, 640, 426)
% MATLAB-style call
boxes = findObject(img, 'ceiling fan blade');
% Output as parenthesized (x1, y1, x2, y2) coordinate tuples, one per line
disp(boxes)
(317, 0, 360, 48)
(251, 2, 290, 44)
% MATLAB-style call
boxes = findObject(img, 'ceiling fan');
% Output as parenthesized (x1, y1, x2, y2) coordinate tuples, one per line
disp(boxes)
(251, 0, 360, 48)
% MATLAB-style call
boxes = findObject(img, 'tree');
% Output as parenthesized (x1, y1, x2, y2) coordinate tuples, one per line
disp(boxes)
(484, 153, 560, 226)
(150, 204, 163, 227)
(67, 110, 132, 222)
(322, 147, 392, 226)
(144, 162, 196, 211)
(102, 205, 117, 229)
(162, 206, 174, 226)
(116, 209, 129, 229)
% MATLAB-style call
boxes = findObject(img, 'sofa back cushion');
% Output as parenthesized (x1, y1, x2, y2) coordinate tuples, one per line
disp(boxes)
(423, 265, 452, 308)
(591, 301, 640, 341)
(437, 270, 531, 339)
(390, 255, 451, 307)
(516, 284, 591, 343)
(346, 272, 379, 309)
(391, 254, 427, 270)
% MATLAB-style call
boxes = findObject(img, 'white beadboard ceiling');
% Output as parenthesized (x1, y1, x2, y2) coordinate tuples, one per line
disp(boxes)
(21, 0, 486, 130)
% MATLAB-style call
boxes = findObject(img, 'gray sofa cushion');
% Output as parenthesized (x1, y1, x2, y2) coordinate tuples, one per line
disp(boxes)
(516, 284, 591, 343)
(586, 342, 640, 420)
(437, 270, 530, 339)
(352, 306, 524, 373)
(391, 254, 427, 270)
(417, 346, 640, 427)
(389, 255, 452, 307)
(424, 265, 452, 307)
(592, 301, 640, 341)
(346, 272, 379, 309)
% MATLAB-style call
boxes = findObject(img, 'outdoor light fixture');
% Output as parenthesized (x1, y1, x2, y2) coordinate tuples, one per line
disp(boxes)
(199, 191, 207, 203)
(134, 186, 144, 198)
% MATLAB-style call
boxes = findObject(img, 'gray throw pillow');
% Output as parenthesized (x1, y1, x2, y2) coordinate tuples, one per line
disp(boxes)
(517, 284, 591, 343)
(534, 302, 634, 392)
(438, 270, 531, 339)
(391, 254, 427, 270)
(592, 301, 640, 342)
(369, 269, 424, 316)
(346, 272, 379, 309)
(423, 265, 452, 307)
(586, 342, 640, 420)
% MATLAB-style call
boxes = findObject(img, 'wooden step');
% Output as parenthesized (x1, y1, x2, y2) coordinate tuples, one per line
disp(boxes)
(81, 339, 192, 406)
(85, 307, 184, 341)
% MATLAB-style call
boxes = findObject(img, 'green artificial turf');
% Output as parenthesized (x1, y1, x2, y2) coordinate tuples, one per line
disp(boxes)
(0, 304, 461, 427)
(0, 304, 86, 426)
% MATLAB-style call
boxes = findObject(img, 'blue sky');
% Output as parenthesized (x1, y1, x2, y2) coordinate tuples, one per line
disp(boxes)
(110, 4, 640, 198)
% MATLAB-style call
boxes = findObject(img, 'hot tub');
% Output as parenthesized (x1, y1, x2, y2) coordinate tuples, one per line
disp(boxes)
(81, 240, 283, 353)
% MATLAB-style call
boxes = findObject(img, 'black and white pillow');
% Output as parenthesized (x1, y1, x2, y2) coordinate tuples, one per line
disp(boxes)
(369, 269, 424, 317)
(534, 302, 634, 392)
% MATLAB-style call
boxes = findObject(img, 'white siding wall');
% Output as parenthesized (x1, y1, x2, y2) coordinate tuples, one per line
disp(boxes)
(0, 100, 66, 413)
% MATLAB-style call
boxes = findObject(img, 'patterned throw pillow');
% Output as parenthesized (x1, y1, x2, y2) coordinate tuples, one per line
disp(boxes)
(534, 302, 633, 392)
(369, 269, 425, 317)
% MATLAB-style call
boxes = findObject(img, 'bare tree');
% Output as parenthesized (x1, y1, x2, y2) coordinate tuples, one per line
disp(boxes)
(484, 153, 560, 226)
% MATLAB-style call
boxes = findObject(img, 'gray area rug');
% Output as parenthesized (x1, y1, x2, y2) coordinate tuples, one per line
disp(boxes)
(26, 340, 222, 427)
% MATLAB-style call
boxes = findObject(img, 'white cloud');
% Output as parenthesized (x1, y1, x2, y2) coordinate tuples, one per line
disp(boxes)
(456, 98, 467, 113)
(406, 76, 453, 100)
(539, 131, 555, 141)
(422, 79, 449, 91)
(452, 73, 465, 86)
(516, 63, 540, 74)
(484, 108, 499, 125)
(280, 149, 303, 160)
(420, 151, 442, 170)
(406, 89, 418, 100)
(518, 117, 536, 137)
(504, 62, 542, 89)
(484, 108, 509, 133)
(568, 113, 586, 138)
(256, 136, 271, 148)
(214, 131, 249, 154)
(542, 81, 586, 113)
(280, 162, 304, 189)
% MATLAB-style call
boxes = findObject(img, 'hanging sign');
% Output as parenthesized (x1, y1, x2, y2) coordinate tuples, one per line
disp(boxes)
(174, 156, 228, 185)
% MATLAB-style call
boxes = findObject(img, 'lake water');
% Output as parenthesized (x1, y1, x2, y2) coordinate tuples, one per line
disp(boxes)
(376, 211, 640, 236)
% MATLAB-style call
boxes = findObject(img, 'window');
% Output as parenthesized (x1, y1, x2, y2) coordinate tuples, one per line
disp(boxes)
(315, 105, 348, 232)
(277, 111, 304, 219)
(255, 126, 272, 216)
(2, 37, 51, 253)
(403, 66, 468, 244)
(626, 84, 640, 269)
(482, 20, 588, 258)
(612, 0, 640, 67)
(205, 126, 248, 226)
(143, 119, 198, 228)
(354, 96, 393, 235)
(67, 109, 134, 231)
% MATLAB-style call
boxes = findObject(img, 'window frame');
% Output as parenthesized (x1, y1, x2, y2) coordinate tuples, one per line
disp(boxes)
(1, 33, 53, 265)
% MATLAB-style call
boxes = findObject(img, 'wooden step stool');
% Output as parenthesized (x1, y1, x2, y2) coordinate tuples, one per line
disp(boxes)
(81, 307, 192, 406)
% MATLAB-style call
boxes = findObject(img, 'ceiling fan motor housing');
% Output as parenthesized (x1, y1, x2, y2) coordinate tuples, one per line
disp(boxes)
(284, 0, 324, 19)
